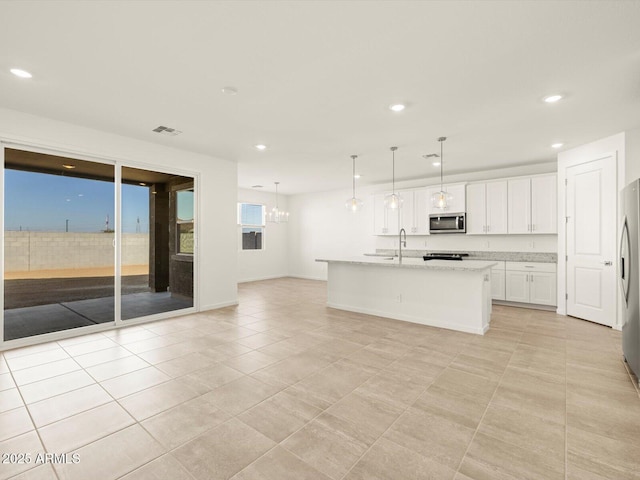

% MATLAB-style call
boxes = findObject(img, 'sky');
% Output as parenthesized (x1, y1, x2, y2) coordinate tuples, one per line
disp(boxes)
(5, 170, 150, 233)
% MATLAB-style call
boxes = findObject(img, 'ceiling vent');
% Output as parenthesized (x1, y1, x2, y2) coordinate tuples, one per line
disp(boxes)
(152, 125, 182, 136)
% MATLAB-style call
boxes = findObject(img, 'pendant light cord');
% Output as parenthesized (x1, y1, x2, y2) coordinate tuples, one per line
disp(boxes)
(437, 137, 446, 191)
(440, 139, 443, 191)
(352, 155, 356, 197)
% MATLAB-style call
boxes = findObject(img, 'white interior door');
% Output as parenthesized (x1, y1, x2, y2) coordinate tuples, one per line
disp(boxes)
(566, 156, 616, 326)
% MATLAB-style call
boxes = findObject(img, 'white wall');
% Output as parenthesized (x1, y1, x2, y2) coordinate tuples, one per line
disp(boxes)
(288, 162, 558, 280)
(556, 132, 625, 327)
(237, 188, 289, 282)
(626, 125, 640, 184)
(0, 107, 238, 313)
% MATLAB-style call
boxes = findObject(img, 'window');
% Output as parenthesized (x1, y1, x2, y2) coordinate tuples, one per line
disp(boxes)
(238, 203, 265, 250)
(177, 189, 194, 254)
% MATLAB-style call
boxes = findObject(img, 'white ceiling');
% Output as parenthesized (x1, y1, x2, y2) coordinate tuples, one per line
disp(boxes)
(1, 1, 639, 195)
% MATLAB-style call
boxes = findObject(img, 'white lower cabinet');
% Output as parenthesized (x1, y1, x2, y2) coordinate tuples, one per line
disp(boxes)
(505, 262, 557, 306)
(491, 262, 506, 301)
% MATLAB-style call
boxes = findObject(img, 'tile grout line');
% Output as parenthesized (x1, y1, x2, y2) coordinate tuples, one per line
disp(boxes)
(337, 338, 471, 480)
(220, 335, 409, 478)
(451, 329, 523, 477)
(4, 352, 62, 480)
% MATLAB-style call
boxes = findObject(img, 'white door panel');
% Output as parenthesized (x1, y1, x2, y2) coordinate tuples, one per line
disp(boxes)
(566, 156, 616, 326)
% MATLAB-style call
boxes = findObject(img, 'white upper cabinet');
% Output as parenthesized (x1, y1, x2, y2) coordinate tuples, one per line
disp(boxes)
(531, 175, 557, 234)
(508, 174, 557, 234)
(486, 181, 508, 234)
(465, 181, 507, 234)
(426, 184, 466, 215)
(373, 193, 399, 235)
(507, 178, 531, 234)
(466, 183, 486, 235)
(398, 188, 429, 235)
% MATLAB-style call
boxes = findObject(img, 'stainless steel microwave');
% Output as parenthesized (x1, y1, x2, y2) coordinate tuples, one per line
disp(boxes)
(429, 213, 466, 234)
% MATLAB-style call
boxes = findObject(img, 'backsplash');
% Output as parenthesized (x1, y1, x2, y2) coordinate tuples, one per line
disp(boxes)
(375, 233, 557, 253)
(376, 249, 557, 263)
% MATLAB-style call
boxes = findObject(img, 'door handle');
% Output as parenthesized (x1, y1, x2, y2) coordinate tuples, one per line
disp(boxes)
(602, 261, 613, 266)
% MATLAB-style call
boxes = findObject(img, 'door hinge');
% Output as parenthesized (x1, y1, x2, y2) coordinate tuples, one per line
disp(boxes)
(566, 293, 568, 300)
(566, 255, 568, 261)
(565, 178, 568, 186)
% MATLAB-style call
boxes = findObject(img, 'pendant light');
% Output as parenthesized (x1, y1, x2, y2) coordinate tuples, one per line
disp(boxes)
(431, 137, 452, 209)
(267, 181, 289, 223)
(345, 154, 363, 212)
(384, 146, 402, 209)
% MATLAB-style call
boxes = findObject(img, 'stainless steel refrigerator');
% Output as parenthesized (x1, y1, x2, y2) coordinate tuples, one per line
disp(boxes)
(621, 179, 640, 384)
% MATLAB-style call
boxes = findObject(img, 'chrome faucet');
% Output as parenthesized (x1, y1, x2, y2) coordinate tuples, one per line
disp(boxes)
(399, 228, 407, 262)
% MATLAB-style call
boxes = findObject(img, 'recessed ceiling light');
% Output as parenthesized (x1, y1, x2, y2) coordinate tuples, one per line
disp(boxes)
(139, 182, 147, 186)
(389, 104, 406, 112)
(62, 164, 76, 169)
(10, 68, 32, 79)
(221, 86, 238, 95)
(432, 161, 441, 167)
(254, 144, 267, 151)
(251, 185, 264, 188)
(354, 174, 361, 179)
(551, 143, 564, 149)
(544, 94, 563, 103)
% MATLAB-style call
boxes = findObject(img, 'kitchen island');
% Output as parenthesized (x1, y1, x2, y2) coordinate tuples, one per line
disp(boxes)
(316, 256, 497, 335)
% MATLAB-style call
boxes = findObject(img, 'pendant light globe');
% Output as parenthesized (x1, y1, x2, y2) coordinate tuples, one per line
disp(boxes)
(384, 146, 403, 210)
(345, 155, 363, 212)
(430, 137, 452, 210)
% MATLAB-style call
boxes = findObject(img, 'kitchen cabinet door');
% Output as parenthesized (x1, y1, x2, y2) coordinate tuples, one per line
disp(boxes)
(413, 188, 430, 235)
(529, 271, 557, 305)
(505, 270, 529, 302)
(399, 190, 416, 234)
(508, 177, 531, 234)
(491, 268, 506, 300)
(373, 193, 400, 235)
(466, 183, 486, 234)
(445, 184, 466, 213)
(486, 181, 508, 234)
(426, 184, 466, 215)
(531, 174, 557, 234)
(373, 194, 387, 235)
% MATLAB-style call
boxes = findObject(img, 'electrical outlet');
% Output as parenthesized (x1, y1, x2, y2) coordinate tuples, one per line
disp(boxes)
(485, 241, 490, 248)
(530, 241, 535, 248)
(424, 240, 428, 247)
(396, 294, 402, 303)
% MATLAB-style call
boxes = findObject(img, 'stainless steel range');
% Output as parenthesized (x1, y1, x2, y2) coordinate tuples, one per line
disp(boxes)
(423, 252, 469, 261)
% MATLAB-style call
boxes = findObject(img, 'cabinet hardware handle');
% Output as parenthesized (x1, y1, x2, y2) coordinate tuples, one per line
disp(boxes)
(530, 274, 534, 283)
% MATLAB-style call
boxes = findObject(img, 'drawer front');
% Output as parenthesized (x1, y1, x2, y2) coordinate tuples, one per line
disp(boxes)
(505, 261, 556, 273)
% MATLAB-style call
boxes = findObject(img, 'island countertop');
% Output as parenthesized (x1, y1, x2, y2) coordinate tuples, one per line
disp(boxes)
(316, 256, 497, 272)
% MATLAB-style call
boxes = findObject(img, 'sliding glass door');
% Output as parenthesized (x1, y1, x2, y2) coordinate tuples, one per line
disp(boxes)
(2, 148, 196, 343)
(120, 166, 194, 320)
(3, 149, 115, 341)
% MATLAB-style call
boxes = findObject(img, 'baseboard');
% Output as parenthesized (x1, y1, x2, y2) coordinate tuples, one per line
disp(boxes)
(492, 300, 557, 312)
(199, 300, 239, 312)
(287, 274, 327, 281)
(238, 274, 288, 284)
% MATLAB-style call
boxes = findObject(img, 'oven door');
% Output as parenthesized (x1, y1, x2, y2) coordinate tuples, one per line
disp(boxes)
(429, 214, 465, 234)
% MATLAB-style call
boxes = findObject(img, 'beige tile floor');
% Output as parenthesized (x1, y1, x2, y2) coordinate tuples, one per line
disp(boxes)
(1, 277, 639, 480)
